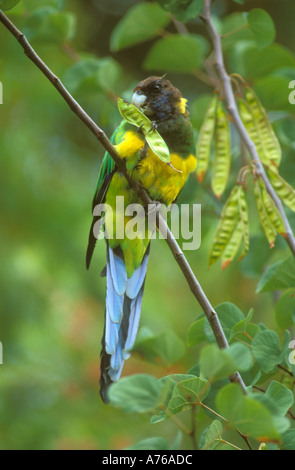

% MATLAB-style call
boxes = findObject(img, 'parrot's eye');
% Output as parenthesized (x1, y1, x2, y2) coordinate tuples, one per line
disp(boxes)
(153, 84, 161, 91)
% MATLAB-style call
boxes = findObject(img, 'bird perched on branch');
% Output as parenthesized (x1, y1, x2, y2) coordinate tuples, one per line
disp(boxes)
(86, 76, 197, 403)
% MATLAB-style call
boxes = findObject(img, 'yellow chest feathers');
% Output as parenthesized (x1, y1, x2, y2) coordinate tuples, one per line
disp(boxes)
(115, 130, 197, 204)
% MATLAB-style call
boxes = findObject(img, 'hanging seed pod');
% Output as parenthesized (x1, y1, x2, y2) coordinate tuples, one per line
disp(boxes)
(196, 95, 217, 183)
(244, 87, 282, 168)
(117, 98, 170, 163)
(209, 185, 240, 266)
(221, 219, 244, 270)
(267, 167, 295, 213)
(238, 98, 268, 165)
(211, 100, 231, 198)
(259, 179, 287, 237)
(237, 185, 250, 259)
(254, 179, 276, 248)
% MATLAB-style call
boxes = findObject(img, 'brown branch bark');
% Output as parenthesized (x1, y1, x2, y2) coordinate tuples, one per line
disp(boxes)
(0, 9, 247, 394)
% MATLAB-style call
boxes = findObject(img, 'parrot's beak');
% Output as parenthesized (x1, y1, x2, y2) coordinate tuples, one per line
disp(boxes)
(132, 90, 147, 109)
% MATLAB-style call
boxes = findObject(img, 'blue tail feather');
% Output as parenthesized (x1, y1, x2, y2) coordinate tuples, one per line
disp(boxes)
(99, 244, 149, 403)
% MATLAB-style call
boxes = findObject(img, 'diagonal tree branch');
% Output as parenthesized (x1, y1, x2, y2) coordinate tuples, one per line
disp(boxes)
(0, 9, 247, 394)
(202, 0, 295, 256)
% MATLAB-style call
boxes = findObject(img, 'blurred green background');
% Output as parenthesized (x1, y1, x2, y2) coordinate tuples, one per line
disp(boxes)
(0, 0, 295, 450)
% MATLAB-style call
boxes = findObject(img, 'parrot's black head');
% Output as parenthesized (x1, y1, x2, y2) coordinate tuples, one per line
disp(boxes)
(132, 76, 188, 123)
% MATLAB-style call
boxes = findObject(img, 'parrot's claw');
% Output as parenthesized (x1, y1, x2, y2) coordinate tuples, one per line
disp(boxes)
(148, 121, 158, 133)
(137, 124, 145, 134)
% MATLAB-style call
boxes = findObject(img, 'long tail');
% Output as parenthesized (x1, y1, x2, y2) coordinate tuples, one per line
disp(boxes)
(100, 243, 150, 403)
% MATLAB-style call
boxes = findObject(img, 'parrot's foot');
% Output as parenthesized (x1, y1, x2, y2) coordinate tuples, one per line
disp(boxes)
(148, 121, 157, 133)
(137, 124, 145, 135)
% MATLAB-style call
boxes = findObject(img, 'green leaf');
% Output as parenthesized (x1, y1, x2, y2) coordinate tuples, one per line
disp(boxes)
(157, 0, 204, 23)
(108, 374, 165, 413)
(247, 9, 276, 50)
(240, 235, 272, 279)
(187, 316, 206, 346)
(133, 328, 185, 366)
(252, 393, 290, 434)
(20, 0, 64, 10)
(110, 2, 170, 52)
(199, 420, 223, 450)
(230, 308, 254, 340)
(204, 302, 245, 343)
(0, 0, 22, 10)
(151, 373, 197, 423)
(167, 377, 210, 415)
(216, 383, 281, 442)
(200, 344, 237, 381)
(275, 289, 295, 329)
(125, 437, 170, 450)
(24, 7, 76, 44)
(230, 43, 295, 80)
(96, 58, 122, 92)
(257, 256, 295, 292)
(265, 381, 294, 416)
(63, 57, 121, 94)
(221, 13, 252, 50)
(252, 330, 283, 373)
(144, 34, 209, 73)
(281, 429, 295, 450)
(276, 117, 295, 151)
(254, 76, 295, 112)
(227, 342, 253, 372)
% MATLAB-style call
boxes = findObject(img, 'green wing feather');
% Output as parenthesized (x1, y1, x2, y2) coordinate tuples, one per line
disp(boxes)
(92, 120, 128, 207)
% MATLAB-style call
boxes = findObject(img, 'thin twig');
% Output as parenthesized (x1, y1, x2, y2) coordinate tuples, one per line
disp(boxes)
(192, 68, 215, 87)
(202, 0, 295, 256)
(221, 24, 249, 39)
(221, 439, 242, 450)
(277, 364, 294, 377)
(200, 402, 253, 450)
(0, 8, 247, 394)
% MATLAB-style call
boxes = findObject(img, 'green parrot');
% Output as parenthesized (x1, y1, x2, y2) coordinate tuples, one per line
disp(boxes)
(86, 76, 197, 403)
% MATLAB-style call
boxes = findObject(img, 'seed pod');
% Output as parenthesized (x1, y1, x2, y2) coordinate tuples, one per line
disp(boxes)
(196, 95, 217, 183)
(244, 87, 282, 168)
(267, 167, 295, 213)
(221, 219, 244, 270)
(117, 98, 170, 163)
(238, 98, 268, 165)
(259, 179, 287, 237)
(254, 179, 276, 247)
(212, 100, 231, 198)
(209, 185, 240, 266)
(237, 185, 250, 259)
